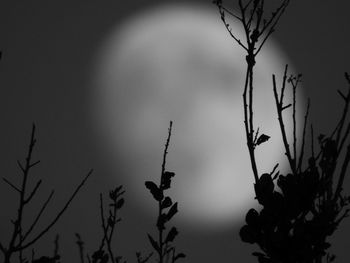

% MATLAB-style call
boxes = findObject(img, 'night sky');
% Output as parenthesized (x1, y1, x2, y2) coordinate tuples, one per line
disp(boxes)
(1, 1, 350, 263)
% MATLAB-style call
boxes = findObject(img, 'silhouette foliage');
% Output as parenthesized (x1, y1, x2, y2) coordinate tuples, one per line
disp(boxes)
(144, 121, 185, 263)
(215, 1, 350, 263)
(0, 123, 92, 263)
(0, 117, 184, 263)
(2, 1, 350, 262)
(83, 185, 126, 263)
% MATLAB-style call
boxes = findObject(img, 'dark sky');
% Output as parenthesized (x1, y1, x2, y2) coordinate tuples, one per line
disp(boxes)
(0, 1, 350, 263)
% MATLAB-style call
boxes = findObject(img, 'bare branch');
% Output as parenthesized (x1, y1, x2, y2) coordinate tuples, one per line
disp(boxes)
(21, 190, 54, 243)
(273, 73, 296, 174)
(99, 193, 108, 250)
(282, 103, 292, 111)
(0, 242, 5, 253)
(292, 77, 297, 167)
(335, 209, 350, 226)
(335, 76, 350, 148)
(297, 99, 310, 172)
(75, 233, 85, 263)
(253, 127, 260, 145)
(24, 180, 42, 204)
(16, 169, 93, 251)
(246, 0, 260, 28)
(218, 8, 248, 51)
(243, 0, 255, 11)
(161, 121, 173, 178)
(3, 177, 21, 193)
(221, 5, 242, 21)
(311, 124, 315, 159)
(269, 163, 279, 176)
(255, 0, 290, 55)
(334, 145, 350, 201)
(29, 160, 40, 169)
(53, 234, 59, 258)
(338, 90, 346, 101)
(338, 122, 350, 156)
(17, 160, 25, 173)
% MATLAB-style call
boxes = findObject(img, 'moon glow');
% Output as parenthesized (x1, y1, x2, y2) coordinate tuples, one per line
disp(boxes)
(91, 4, 303, 229)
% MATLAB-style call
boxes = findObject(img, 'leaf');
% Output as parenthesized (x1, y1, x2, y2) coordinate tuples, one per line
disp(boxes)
(245, 208, 259, 227)
(161, 171, 175, 190)
(145, 181, 163, 201)
(165, 227, 178, 243)
(255, 173, 274, 205)
(147, 234, 160, 253)
(109, 190, 117, 201)
(116, 198, 125, 209)
(116, 185, 123, 193)
(166, 203, 178, 221)
(239, 225, 257, 244)
(161, 196, 173, 209)
(256, 134, 270, 146)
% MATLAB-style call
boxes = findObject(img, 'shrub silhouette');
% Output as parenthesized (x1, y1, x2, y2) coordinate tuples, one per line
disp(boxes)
(143, 121, 185, 263)
(215, 1, 350, 262)
(0, 123, 92, 263)
(82, 185, 126, 263)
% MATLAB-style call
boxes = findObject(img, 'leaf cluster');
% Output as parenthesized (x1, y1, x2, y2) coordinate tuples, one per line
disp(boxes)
(240, 68, 350, 263)
(215, 1, 350, 262)
(85, 185, 126, 263)
(144, 122, 185, 263)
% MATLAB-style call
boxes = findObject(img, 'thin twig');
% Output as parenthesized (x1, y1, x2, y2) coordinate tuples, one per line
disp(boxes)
(297, 99, 310, 172)
(255, 1, 290, 55)
(334, 145, 350, 201)
(98, 193, 107, 251)
(311, 124, 315, 160)
(158, 121, 174, 263)
(53, 234, 59, 258)
(292, 77, 298, 167)
(335, 75, 350, 147)
(0, 242, 5, 253)
(6, 124, 37, 261)
(21, 190, 55, 243)
(24, 180, 42, 204)
(15, 169, 93, 251)
(273, 73, 296, 174)
(219, 9, 248, 51)
(76, 233, 85, 263)
(2, 177, 21, 193)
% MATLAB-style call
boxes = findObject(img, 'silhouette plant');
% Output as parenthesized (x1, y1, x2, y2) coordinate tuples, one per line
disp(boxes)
(0, 124, 92, 263)
(143, 121, 185, 263)
(80, 185, 126, 263)
(215, 1, 350, 263)
(0, 87, 184, 262)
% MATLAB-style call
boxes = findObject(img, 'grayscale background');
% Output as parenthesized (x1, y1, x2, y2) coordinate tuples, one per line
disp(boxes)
(0, 1, 349, 262)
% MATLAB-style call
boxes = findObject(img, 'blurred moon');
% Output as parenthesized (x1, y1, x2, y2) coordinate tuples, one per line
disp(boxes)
(91, 4, 302, 229)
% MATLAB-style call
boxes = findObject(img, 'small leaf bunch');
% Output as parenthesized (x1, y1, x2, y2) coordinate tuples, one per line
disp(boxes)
(215, 1, 350, 262)
(240, 70, 350, 263)
(144, 122, 185, 263)
(89, 185, 126, 263)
